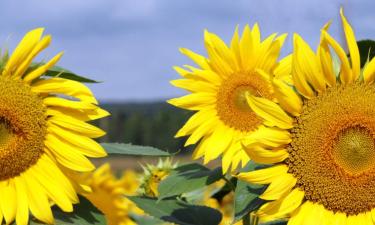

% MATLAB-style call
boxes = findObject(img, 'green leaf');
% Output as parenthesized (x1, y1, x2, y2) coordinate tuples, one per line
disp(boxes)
(234, 161, 267, 222)
(44, 65, 99, 83)
(128, 196, 222, 225)
(101, 143, 171, 156)
(29, 196, 106, 224)
(357, 39, 375, 68)
(26, 63, 99, 83)
(158, 163, 223, 199)
(131, 214, 164, 225)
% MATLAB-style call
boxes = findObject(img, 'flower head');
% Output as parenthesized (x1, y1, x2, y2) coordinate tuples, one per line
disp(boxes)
(0, 28, 108, 225)
(239, 9, 375, 223)
(168, 25, 291, 172)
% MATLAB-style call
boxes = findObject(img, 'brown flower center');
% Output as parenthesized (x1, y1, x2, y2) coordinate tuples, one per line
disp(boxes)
(216, 73, 272, 132)
(287, 82, 375, 215)
(0, 76, 46, 180)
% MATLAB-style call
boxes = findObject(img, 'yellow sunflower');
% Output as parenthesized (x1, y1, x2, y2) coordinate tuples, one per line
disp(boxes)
(140, 158, 176, 197)
(168, 25, 291, 172)
(83, 164, 142, 225)
(238, 9, 375, 224)
(0, 28, 108, 225)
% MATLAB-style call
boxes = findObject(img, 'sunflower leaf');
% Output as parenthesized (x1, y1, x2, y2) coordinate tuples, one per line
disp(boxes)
(44, 65, 100, 83)
(101, 143, 171, 156)
(158, 163, 223, 200)
(234, 161, 267, 222)
(356, 39, 375, 68)
(128, 196, 222, 225)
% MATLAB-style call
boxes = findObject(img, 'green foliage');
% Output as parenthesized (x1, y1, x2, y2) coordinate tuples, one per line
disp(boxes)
(98, 102, 192, 153)
(29, 197, 105, 225)
(158, 163, 223, 199)
(357, 39, 375, 67)
(101, 143, 171, 156)
(234, 162, 267, 223)
(128, 196, 222, 225)
(44, 65, 99, 83)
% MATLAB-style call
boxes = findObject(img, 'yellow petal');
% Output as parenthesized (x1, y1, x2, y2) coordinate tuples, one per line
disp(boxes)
(246, 95, 293, 129)
(167, 93, 216, 111)
(3, 28, 44, 77)
(203, 124, 234, 164)
(170, 79, 217, 93)
(288, 201, 322, 225)
(244, 125, 291, 148)
(292, 35, 315, 98)
(363, 56, 375, 84)
(46, 106, 109, 122)
(294, 34, 326, 93)
(47, 123, 107, 158)
(257, 34, 286, 72)
(274, 54, 293, 85)
(29, 155, 76, 212)
(230, 25, 242, 68)
(258, 188, 304, 220)
(23, 174, 54, 224)
(240, 25, 255, 70)
(23, 52, 64, 83)
(205, 30, 238, 71)
(45, 134, 96, 172)
(204, 30, 234, 77)
(14, 177, 29, 225)
(260, 172, 296, 200)
(175, 109, 215, 137)
(179, 48, 210, 70)
(340, 8, 360, 81)
(49, 114, 105, 138)
(43, 97, 96, 110)
(14, 35, 51, 79)
(184, 116, 217, 146)
(318, 22, 336, 87)
(244, 145, 288, 164)
(272, 73, 302, 116)
(237, 164, 288, 184)
(32, 77, 98, 104)
(322, 30, 352, 84)
(0, 181, 17, 224)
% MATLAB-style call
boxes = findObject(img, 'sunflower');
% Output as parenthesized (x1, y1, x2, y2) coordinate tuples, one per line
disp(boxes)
(168, 25, 291, 172)
(238, 9, 375, 224)
(0, 28, 108, 225)
(140, 158, 177, 197)
(83, 164, 141, 225)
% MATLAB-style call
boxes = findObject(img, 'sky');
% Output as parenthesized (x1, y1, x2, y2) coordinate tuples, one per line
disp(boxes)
(0, 0, 374, 102)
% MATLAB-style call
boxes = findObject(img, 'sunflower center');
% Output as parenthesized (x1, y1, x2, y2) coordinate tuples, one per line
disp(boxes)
(333, 127, 375, 174)
(287, 82, 375, 215)
(0, 76, 47, 180)
(216, 73, 272, 132)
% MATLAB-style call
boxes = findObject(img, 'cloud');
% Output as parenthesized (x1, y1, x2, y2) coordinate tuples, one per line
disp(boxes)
(0, 0, 373, 101)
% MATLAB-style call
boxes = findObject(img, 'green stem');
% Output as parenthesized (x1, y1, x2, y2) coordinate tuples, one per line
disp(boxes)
(242, 213, 251, 225)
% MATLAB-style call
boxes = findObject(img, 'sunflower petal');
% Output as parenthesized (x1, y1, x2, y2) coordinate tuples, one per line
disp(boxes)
(340, 8, 360, 81)
(237, 164, 288, 184)
(246, 95, 293, 129)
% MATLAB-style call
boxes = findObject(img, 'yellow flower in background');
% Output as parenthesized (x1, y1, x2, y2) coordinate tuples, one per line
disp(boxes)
(239, 9, 375, 224)
(83, 164, 142, 225)
(140, 158, 177, 197)
(168, 25, 291, 173)
(0, 28, 108, 225)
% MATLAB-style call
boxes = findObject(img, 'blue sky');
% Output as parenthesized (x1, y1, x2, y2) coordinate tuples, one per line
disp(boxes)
(0, 0, 374, 101)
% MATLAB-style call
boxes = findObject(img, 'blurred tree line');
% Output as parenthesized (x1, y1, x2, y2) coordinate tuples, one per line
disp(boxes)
(96, 102, 192, 154)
